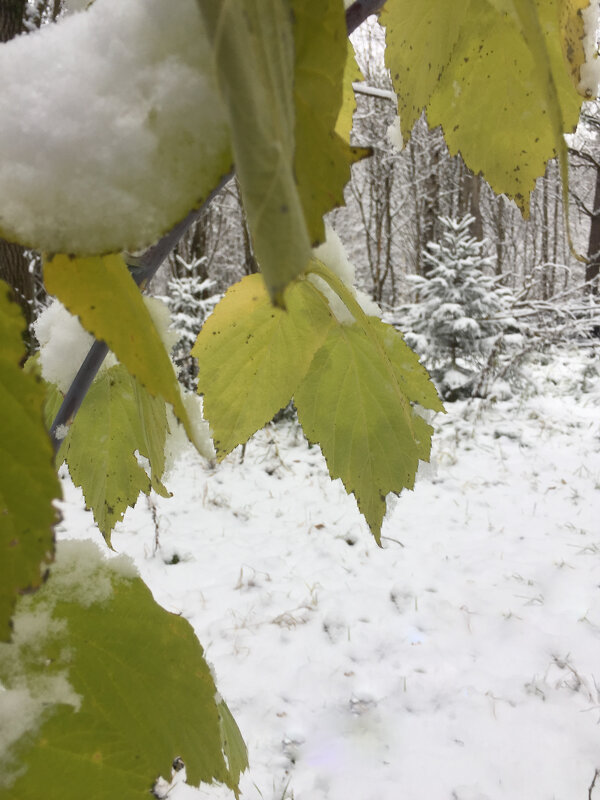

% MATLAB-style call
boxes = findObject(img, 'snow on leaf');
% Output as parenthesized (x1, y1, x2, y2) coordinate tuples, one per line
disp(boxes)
(57, 365, 169, 545)
(44, 254, 199, 452)
(193, 274, 334, 459)
(0, 539, 244, 799)
(0, 281, 60, 642)
(295, 319, 443, 544)
(383, 0, 583, 213)
(0, 0, 231, 255)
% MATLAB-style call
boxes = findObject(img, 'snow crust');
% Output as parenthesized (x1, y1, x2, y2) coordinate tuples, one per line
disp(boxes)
(0, 0, 228, 255)
(311, 225, 381, 323)
(580, 0, 600, 97)
(55, 347, 600, 800)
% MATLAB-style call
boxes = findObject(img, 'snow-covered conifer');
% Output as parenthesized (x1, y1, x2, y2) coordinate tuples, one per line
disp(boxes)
(404, 215, 516, 398)
(162, 254, 221, 389)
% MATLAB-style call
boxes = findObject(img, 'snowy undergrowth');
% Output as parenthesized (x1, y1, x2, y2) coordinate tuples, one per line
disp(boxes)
(55, 348, 600, 800)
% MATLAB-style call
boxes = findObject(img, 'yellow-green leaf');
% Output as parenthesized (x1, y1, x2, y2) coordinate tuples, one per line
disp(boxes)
(0, 281, 60, 641)
(0, 540, 246, 798)
(335, 41, 364, 140)
(383, 0, 471, 137)
(293, 0, 368, 245)
(295, 321, 439, 543)
(384, 0, 583, 213)
(58, 365, 169, 545)
(193, 273, 334, 458)
(44, 254, 198, 449)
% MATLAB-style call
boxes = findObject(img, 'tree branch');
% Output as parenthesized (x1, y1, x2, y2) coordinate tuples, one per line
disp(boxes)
(49, 175, 230, 452)
(346, 0, 387, 34)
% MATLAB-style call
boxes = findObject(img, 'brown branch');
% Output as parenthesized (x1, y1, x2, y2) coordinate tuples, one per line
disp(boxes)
(346, 0, 387, 34)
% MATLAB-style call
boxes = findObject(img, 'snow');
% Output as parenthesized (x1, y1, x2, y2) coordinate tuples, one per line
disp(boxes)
(34, 296, 173, 393)
(312, 225, 381, 323)
(34, 299, 101, 393)
(386, 116, 403, 150)
(54, 347, 600, 800)
(0, 0, 228, 255)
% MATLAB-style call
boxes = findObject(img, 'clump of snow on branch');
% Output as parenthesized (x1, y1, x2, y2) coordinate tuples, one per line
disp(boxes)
(311, 224, 381, 323)
(33, 300, 115, 392)
(0, 0, 229, 255)
(34, 297, 173, 393)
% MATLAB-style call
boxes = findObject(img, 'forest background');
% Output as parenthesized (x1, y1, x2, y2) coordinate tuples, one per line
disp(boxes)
(3, 0, 600, 388)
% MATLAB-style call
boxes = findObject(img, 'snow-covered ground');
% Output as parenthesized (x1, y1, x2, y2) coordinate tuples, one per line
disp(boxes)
(57, 348, 600, 800)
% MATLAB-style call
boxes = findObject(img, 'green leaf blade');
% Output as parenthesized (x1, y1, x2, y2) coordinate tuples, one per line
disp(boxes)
(44, 254, 198, 450)
(0, 540, 244, 799)
(384, 0, 584, 212)
(293, 0, 368, 245)
(59, 366, 169, 544)
(0, 281, 60, 641)
(295, 317, 441, 543)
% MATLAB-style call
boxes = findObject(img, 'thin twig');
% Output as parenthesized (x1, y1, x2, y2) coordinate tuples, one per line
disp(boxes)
(589, 768, 599, 800)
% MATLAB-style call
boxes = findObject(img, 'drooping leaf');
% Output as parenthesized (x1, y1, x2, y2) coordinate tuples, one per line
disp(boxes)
(0, 539, 245, 799)
(293, 0, 368, 244)
(295, 316, 442, 543)
(384, 0, 584, 213)
(0, 281, 60, 641)
(44, 254, 198, 449)
(193, 273, 334, 458)
(217, 700, 249, 796)
(335, 40, 364, 141)
(58, 365, 169, 544)
(383, 0, 472, 137)
(196, 0, 311, 303)
(0, 0, 231, 256)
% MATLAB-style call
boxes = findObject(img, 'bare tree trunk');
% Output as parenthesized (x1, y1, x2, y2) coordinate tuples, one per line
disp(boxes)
(586, 165, 600, 295)
(0, 0, 25, 40)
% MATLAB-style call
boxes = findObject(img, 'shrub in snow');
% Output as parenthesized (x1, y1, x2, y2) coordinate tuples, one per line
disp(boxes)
(401, 215, 518, 400)
(162, 254, 222, 389)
